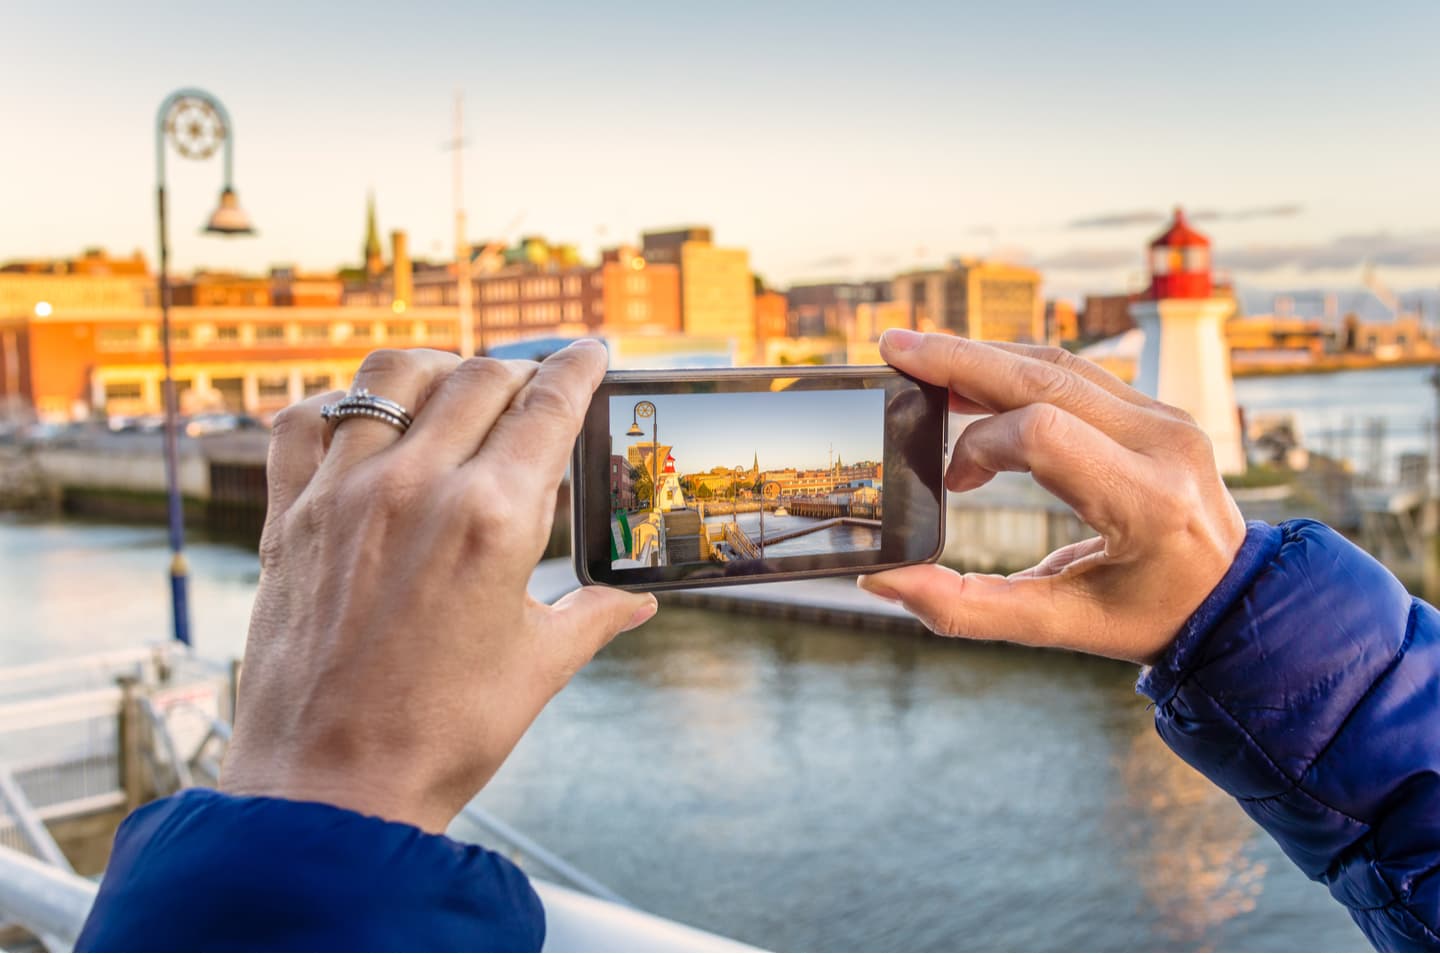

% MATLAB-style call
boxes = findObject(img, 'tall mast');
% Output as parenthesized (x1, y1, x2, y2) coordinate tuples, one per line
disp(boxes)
(449, 91, 476, 358)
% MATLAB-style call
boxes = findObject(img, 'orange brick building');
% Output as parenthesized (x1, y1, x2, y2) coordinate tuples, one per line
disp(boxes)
(1, 304, 459, 421)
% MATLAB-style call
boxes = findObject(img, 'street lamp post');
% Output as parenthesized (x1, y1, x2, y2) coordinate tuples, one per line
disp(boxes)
(626, 401, 658, 514)
(155, 89, 256, 646)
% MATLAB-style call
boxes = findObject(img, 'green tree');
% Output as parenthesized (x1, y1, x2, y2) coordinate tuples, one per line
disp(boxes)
(632, 474, 654, 509)
(695, 483, 714, 499)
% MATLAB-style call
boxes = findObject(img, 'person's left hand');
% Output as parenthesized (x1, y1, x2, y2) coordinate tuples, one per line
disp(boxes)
(221, 342, 657, 833)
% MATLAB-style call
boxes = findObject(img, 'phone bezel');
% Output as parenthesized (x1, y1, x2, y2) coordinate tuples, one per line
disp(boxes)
(572, 366, 947, 591)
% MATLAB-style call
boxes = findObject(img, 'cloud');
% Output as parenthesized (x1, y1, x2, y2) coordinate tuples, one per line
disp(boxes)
(1218, 231, 1440, 272)
(1037, 247, 1138, 270)
(1067, 210, 1167, 230)
(1067, 203, 1305, 229)
(802, 254, 855, 270)
(1231, 203, 1305, 221)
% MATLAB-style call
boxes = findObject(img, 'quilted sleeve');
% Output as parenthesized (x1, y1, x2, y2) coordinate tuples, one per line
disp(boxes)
(1139, 519, 1440, 951)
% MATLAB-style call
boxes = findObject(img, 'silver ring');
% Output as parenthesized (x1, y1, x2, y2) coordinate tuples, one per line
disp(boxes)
(321, 388, 413, 434)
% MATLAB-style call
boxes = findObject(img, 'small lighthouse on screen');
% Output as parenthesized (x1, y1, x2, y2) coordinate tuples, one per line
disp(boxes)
(1130, 207, 1246, 475)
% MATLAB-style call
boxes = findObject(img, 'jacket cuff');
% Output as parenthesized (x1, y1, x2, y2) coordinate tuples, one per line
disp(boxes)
(1136, 520, 1283, 705)
(78, 788, 545, 952)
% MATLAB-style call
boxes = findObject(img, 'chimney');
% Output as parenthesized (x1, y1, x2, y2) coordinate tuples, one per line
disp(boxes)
(391, 230, 412, 310)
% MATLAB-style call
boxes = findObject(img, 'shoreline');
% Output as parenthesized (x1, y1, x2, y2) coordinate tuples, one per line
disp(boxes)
(1232, 354, 1440, 378)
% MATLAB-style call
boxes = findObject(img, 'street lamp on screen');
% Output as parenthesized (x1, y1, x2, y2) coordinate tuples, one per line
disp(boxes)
(628, 400, 657, 513)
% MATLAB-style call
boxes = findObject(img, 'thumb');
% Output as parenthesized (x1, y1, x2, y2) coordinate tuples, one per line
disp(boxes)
(545, 586, 658, 671)
(858, 564, 1097, 652)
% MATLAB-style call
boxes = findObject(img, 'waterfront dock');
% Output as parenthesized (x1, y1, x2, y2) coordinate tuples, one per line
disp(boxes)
(528, 557, 921, 632)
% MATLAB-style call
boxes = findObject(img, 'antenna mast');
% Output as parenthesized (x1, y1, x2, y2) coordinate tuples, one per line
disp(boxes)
(447, 91, 476, 357)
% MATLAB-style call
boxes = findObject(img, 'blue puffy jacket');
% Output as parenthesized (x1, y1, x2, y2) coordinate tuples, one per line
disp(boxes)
(78, 519, 1438, 951)
(1138, 520, 1439, 950)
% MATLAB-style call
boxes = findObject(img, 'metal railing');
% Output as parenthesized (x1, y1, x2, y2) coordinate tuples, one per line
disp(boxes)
(0, 647, 758, 952)
(456, 804, 629, 907)
(724, 522, 760, 560)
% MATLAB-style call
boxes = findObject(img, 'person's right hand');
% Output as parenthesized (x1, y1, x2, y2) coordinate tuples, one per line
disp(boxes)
(859, 329, 1248, 666)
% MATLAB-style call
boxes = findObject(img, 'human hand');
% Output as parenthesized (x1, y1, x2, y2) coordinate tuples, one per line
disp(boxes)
(220, 343, 657, 833)
(858, 330, 1247, 666)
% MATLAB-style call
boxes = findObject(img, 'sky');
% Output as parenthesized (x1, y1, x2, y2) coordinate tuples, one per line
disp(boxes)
(4, 1, 1440, 300)
(609, 389, 883, 474)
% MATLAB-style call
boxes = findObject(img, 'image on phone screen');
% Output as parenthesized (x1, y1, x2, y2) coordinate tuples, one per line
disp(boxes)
(575, 367, 946, 590)
(609, 388, 885, 569)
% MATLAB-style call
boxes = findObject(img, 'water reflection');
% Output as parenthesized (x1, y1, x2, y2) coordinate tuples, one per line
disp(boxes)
(1111, 725, 1268, 949)
(0, 519, 1364, 951)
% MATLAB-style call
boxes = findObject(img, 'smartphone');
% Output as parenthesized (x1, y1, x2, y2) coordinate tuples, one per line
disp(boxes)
(571, 366, 948, 591)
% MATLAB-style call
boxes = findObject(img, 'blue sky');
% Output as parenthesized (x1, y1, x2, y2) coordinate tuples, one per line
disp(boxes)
(4, 1, 1439, 298)
(609, 389, 883, 473)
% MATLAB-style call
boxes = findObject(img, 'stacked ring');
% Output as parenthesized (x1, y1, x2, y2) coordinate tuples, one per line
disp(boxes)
(321, 388, 414, 434)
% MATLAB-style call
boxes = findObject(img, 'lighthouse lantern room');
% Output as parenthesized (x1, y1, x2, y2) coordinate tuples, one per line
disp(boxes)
(1130, 206, 1246, 475)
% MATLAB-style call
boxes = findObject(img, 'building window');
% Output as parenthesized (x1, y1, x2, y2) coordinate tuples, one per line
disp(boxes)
(564, 276, 581, 296)
(303, 374, 332, 396)
(424, 322, 451, 341)
(103, 381, 143, 401)
(626, 301, 650, 322)
(350, 322, 372, 341)
(386, 322, 410, 341)
(168, 326, 192, 346)
(97, 326, 142, 350)
(257, 375, 290, 400)
(592, 300, 604, 316)
(215, 324, 241, 342)
(299, 324, 330, 341)
(255, 323, 286, 342)
(563, 302, 581, 321)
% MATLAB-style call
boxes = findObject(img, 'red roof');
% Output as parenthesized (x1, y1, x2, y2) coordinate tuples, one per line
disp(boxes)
(1149, 206, 1210, 248)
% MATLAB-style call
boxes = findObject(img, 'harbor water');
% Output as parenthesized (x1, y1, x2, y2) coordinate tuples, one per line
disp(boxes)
(0, 517, 1365, 951)
(1235, 366, 1434, 478)
(704, 511, 882, 558)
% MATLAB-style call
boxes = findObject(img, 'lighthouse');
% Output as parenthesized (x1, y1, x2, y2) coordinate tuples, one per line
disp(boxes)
(1130, 207, 1246, 475)
(656, 453, 688, 512)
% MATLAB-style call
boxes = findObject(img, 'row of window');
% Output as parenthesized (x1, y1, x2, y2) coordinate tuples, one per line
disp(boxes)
(478, 275, 591, 302)
(480, 301, 591, 326)
(94, 322, 456, 351)
(102, 372, 338, 406)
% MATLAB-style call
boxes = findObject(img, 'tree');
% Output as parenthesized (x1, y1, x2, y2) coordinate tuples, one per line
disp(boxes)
(632, 475, 654, 509)
(695, 483, 714, 499)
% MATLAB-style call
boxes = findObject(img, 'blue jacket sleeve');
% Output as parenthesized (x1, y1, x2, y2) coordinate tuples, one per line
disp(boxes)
(1139, 519, 1440, 951)
(76, 788, 544, 952)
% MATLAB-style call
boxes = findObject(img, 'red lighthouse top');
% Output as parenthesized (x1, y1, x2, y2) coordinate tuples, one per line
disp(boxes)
(662, 453, 676, 475)
(1148, 206, 1212, 300)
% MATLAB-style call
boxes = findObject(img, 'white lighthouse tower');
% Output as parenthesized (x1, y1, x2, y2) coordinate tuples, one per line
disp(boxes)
(1130, 207, 1246, 475)
(656, 453, 687, 512)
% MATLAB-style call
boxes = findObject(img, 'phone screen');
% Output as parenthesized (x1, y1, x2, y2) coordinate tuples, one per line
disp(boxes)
(609, 386, 885, 569)
(575, 367, 946, 590)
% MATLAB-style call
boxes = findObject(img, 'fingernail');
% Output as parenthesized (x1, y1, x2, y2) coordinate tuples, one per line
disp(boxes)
(857, 578, 902, 602)
(565, 337, 605, 352)
(621, 597, 658, 632)
(880, 329, 922, 352)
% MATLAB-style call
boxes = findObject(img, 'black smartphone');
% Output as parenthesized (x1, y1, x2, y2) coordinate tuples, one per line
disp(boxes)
(571, 366, 948, 591)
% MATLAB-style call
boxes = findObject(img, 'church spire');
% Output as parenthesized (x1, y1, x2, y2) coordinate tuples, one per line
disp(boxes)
(364, 191, 383, 279)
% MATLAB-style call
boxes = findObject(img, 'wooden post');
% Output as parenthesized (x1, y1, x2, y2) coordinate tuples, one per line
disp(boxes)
(116, 676, 146, 812)
(227, 658, 242, 726)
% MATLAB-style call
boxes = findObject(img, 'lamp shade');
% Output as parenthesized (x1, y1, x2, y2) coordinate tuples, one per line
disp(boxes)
(204, 187, 255, 235)
(626, 423, 644, 437)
